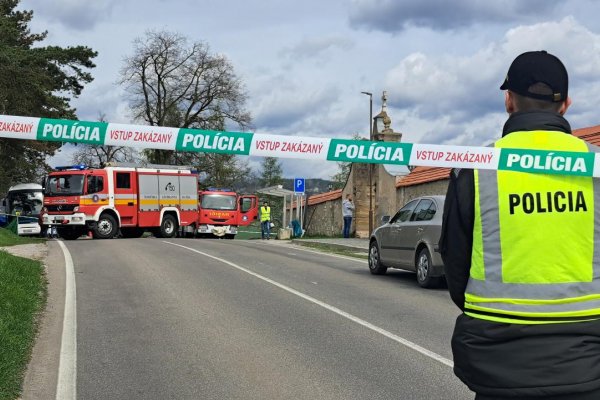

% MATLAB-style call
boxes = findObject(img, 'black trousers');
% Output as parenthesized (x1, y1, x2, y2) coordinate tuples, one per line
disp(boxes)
(475, 388, 600, 400)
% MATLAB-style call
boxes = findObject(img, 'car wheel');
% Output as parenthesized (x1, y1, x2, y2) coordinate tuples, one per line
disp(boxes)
(94, 214, 118, 239)
(416, 248, 442, 288)
(368, 240, 388, 275)
(158, 214, 177, 238)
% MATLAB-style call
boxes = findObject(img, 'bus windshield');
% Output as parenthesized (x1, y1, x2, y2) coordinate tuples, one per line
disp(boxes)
(200, 194, 237, 210)
(7, 190, 44, 217)
(45, 174, 85, 196)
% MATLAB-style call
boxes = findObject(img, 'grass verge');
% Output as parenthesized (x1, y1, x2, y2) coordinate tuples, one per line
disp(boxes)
(0, 228, 45, 247)
(295, 242, 368, 260)
(0, 231, 47, 399)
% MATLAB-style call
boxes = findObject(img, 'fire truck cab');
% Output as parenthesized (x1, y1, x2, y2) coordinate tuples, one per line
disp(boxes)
(42, 164, 199, 240)
(197, 188, 258, 239)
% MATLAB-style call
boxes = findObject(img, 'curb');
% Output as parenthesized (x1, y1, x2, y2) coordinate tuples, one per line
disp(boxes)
(291, 239, 369, 254)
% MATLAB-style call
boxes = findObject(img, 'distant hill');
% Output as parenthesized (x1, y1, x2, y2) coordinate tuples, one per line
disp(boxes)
(282, 178, 337, 194)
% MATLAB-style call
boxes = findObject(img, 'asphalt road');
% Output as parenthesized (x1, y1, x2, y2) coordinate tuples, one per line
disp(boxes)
(60, 237, 473, 399)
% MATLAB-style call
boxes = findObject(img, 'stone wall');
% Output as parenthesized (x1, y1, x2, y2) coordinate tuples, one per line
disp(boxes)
(304, 197, 344, 237)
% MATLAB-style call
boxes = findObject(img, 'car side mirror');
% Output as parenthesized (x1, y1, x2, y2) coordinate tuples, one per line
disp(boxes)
(381, 215, 391, 224)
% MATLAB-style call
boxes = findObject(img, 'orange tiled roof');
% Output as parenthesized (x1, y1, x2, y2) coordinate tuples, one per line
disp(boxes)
(573, 124, 600, 144)
(307, 189, 342, 205)
(396, 166, 451, 187)
(289, 189, 343, 209)
(396, 125, 600, 188)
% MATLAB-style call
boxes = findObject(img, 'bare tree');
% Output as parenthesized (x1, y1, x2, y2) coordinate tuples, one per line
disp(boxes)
(120, 30, 252, 167)
(71, 144, 137, 168)
(196, 153, 252, 189)
(71, 113, 137, 167)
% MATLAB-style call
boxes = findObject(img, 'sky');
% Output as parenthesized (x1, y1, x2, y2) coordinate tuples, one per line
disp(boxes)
(19, 0, 600, 180)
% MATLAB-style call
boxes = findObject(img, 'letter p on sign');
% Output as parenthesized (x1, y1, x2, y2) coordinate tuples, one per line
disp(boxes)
(295, 178, 305, 194)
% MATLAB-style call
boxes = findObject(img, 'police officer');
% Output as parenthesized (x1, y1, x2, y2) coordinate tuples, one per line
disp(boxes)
(440, 51, 600, 399)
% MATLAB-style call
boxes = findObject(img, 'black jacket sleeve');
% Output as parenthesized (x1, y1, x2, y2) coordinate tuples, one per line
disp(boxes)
(439, 168, 474, 310)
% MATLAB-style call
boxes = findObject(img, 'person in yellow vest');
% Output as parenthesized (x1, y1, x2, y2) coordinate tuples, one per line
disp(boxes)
(260, 200, 271, 240)
(440, 51, 600, 400)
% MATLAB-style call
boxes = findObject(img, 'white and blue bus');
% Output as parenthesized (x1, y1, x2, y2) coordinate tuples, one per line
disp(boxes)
(1, 183, 44, 236)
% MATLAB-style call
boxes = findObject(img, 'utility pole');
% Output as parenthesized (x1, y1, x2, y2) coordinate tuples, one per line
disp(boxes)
(361, 91, 374, 235)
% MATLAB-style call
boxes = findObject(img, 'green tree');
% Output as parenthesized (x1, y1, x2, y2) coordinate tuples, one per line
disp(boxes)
(258, 157, 283, 187)
(331, 161, 351, 190)
(0, 0, 97, 193)
(258, 156, 284, 226)
(120, 30, 252, 182)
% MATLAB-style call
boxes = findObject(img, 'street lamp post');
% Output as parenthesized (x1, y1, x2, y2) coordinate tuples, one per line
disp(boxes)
(361, 91, 374, 236)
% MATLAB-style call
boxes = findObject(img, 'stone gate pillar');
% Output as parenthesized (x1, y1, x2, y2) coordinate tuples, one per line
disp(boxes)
(349, 91, 402, 238)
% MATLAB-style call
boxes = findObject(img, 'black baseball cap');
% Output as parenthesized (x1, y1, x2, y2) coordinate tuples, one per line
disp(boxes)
(500, 50, 568, 102)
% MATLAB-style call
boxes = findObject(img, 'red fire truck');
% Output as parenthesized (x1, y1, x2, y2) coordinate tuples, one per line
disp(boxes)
(197, 188, 258, 239)
(41, 164, 199, 240)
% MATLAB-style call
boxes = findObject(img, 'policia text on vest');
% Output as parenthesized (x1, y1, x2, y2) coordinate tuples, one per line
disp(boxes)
(508, 190, 587, 214)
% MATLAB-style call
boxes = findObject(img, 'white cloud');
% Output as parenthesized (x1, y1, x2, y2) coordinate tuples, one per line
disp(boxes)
(383, 17, 600, 145)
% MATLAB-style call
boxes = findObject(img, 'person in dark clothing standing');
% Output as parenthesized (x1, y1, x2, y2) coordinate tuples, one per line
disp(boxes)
(440, 51, 600, 400)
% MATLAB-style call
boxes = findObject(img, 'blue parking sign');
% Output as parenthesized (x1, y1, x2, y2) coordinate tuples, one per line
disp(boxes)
(294, 178, 305, 194)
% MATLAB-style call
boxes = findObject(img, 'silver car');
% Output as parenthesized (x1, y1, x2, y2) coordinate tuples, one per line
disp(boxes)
(368, 195, 445, 288)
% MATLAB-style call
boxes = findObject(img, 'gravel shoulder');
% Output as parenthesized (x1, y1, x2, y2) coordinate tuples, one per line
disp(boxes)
(0, 243, 48, 261)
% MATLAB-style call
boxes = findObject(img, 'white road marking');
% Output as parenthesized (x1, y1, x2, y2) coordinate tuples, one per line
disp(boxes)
(56, 240, 77, 400)
(164, 241, 454, 368)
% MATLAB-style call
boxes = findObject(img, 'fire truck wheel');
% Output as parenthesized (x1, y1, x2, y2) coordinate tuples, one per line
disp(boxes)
(94, 214, 118, 239)
(225, 234, 236, 240)
(159, 214, 178, 238)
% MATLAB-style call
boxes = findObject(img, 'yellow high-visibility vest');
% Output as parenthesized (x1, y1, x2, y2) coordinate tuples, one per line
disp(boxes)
(467, 130, 600, 324)
(260, 206, 271, 222)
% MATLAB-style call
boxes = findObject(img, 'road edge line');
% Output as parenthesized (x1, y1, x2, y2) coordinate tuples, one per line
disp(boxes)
(55, 240, 77, 400)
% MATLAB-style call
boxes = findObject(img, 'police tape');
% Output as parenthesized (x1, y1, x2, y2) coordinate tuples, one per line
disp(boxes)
(1, 114, 599, 177)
